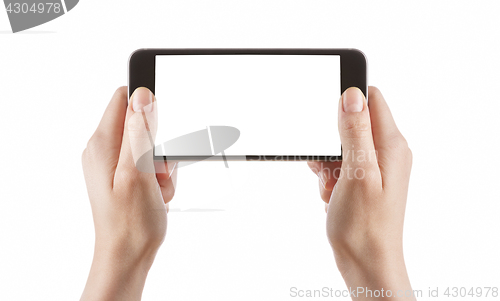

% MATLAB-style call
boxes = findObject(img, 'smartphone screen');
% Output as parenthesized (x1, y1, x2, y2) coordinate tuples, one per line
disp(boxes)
(154, 55, 341, 158)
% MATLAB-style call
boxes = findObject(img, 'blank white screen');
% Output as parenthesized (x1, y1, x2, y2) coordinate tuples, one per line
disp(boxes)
(155, 55, 341, 157)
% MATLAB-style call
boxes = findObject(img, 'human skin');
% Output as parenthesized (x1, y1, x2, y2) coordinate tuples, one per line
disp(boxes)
(80, 87, 176, 301)
(308, 86, 415, 300)
(81, 86, 414, 301)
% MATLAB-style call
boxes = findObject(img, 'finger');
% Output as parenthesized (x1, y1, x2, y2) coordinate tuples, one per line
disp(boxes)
(368, 86, 404, 149)
(319, 179, 333, 203)
(92, 87, 128, 147)
(116, 87, 157, 180)
(83, 87, 128, 186)
(367, 86, 412, 185)
(156, 161, 178, 204)
(338, 87, 380, 176)
(307, 161, 341, 191)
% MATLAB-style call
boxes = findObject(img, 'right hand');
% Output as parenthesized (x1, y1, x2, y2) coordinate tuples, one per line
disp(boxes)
(308, 87, 415, 300)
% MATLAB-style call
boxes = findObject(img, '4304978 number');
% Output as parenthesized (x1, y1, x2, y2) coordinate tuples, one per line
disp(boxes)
(5, 3, 62, 14)
(444, 287, 498, 298)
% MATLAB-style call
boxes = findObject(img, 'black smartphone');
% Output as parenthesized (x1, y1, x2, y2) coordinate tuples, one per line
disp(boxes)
(128, 48, 367, 162)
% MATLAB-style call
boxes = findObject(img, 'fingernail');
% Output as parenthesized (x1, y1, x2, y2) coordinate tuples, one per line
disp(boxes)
(342, 87, 364, 113)
(132, 88, 154, 112)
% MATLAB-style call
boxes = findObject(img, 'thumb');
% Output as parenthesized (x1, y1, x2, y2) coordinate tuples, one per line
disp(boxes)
(338, 87, 378, 174)
(116, 87, 158, 175)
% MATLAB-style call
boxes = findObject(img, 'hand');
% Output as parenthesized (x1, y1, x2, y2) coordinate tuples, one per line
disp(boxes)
(308, 87, 415, 300)
(80, 87, 177, 301)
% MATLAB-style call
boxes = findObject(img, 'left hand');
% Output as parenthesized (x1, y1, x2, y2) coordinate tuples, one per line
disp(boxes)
(80, 87, 177, 301)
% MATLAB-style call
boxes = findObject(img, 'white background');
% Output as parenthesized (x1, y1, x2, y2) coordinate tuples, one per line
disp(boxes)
(155, 55, 341, 156)
(1, 1, 499, 300)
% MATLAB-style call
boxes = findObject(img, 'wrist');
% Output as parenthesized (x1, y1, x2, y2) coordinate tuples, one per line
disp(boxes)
(333, 245, 415, 300)
(94, 237, 160, 271)
(80, 239, 160, 301)
(81, 245, 156, 300)
(329, 230, 404, 274)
